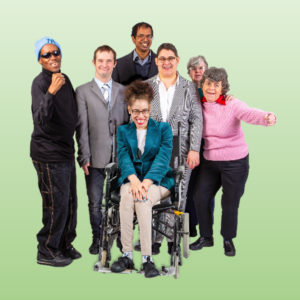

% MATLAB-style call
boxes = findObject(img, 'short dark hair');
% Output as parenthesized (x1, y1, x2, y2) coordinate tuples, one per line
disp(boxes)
(93, 45, 117, 62)
(124, 81, 154, 106)
(131, 22, 153, 38)
(200, 67, 230, 95)
(157, 43, 178, 57)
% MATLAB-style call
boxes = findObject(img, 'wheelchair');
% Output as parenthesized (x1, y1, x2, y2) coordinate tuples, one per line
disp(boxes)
(94, 122, 189, 279)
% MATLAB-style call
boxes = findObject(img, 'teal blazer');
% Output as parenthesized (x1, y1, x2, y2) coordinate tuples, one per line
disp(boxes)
(117, 118, 174, 191)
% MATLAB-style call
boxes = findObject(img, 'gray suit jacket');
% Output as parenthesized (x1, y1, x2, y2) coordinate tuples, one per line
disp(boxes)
(147, 74, 203, 157)
(75, 79, 129, 168)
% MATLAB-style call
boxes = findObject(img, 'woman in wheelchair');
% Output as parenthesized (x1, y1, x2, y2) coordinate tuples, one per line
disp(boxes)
(110, 81, 174, 278)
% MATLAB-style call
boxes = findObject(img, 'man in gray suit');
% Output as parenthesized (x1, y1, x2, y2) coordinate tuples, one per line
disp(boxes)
(75, 45, 129, 254)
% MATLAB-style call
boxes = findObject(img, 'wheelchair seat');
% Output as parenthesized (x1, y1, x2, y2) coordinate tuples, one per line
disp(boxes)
(109, 190, 175, 210)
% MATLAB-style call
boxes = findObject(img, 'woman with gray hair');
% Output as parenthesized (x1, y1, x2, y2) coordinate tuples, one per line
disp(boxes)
(190, 67, 276, 256)
(185, 55, 234, 238)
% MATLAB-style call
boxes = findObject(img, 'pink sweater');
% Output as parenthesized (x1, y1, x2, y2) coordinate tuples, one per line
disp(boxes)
(202, 99, 273, 161)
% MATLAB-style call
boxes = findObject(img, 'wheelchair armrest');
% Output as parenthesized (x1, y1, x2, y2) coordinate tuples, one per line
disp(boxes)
(105, 162, 119, 174)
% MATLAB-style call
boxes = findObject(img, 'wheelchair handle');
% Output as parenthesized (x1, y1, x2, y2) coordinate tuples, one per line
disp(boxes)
(178, 122, 182, 166)
(112, 120, 116, 163)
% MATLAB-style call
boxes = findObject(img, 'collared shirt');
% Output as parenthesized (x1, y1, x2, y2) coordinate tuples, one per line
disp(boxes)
(94, 77, 113, 110)
(201, 95, 226, 105)
(156, 74, 180, 122)
(133, 49, 151, 66)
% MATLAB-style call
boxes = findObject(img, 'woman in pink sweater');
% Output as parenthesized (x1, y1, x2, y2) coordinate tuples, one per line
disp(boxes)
(189, 67, 276, 256)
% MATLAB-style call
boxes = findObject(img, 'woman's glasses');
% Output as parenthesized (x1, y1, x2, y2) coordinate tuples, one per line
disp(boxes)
(157, 56, 177, 63)
(40, 50, 61, 59)
(131, 108, 150, 116)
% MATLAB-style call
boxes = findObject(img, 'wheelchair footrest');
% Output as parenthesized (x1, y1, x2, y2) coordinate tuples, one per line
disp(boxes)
(93, 262, 133, 274)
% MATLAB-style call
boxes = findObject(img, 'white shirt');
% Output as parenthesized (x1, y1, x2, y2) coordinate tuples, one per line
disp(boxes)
(156, 75, 180, 122)
(137, 129, 147, 155)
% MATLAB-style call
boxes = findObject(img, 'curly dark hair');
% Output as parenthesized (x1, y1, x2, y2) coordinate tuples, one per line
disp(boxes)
(200, 67, 230, 95)
(124, 81, 154, 106)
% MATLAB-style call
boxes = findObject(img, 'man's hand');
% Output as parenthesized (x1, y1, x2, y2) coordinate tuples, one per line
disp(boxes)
(225, 94, 235, 101)
(186, 150, 200, 169)
(128, 175, 147, 202)
(264, 114, 276, 126)
(82, 163, 90, 175)
(48, 73, 65, 95)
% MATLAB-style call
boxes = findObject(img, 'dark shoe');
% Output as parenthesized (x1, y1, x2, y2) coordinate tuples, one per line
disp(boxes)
(37, 251, 73, 267)
(116, 237, 123, 253)
(189, 236, 214, 251)
(167, 242, 174, 255)
(152, 243, 161, 255)
(224, 239, 236, 257)
(134, 240, 141, 251)
(62, 246, 82, 260)
(142, 257, 160, 278)
(110, 256, 135, 273)
(190, 224, 197, 238)
(89, 237, 100, 255)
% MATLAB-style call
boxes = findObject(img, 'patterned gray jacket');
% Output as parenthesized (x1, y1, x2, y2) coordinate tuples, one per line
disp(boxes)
(147, 73, 203, 158)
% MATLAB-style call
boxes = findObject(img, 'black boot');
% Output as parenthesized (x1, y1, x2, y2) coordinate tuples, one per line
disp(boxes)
(224, 239, 236, 257)
(111, 256, 135, 273)
(62, 245, 82, 260)
(142, 257, 160, 278)
(167, 242, 174, 255)
(189, 236, 214, 250)
(89, 237, 100, 255)
(189, 224, 197, 238)
(37, 251, 73, 267)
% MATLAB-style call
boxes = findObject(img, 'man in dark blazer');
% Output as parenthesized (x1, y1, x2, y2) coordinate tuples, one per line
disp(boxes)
(75, 45, 129, 254)
(112, 22, 158, 85)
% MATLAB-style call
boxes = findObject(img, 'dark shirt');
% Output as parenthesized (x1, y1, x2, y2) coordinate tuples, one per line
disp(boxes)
(30, 68, 78, 162)
(198, 87, 204, 98)
(134, 59, 152, 80)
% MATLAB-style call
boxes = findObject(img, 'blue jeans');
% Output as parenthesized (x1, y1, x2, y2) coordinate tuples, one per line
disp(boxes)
(186, 164, 215, 225)
(85, 167, 106, 238)
(32, 160, 77, 259)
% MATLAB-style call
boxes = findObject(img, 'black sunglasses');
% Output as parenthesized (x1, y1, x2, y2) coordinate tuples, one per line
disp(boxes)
(40, 49, 61, 59)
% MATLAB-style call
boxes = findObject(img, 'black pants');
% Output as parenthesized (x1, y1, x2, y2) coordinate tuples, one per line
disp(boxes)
(186, 165, 215, 225)
(33, 160, 77, 258)
(193, 155, 249, 240)
(84, 167, 106, 238)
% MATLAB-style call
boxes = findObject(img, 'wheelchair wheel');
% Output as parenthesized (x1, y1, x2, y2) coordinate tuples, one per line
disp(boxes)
(183, 213, 190, 259)
(101, 249, 107, 267)
(174, 254, 179, 279)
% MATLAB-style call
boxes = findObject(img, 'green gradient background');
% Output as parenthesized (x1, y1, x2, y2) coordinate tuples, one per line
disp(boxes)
(0, 0, 298, 299)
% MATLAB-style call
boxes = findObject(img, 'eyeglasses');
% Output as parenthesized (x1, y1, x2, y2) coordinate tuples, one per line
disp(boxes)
(40, 50, 61, 59)
(136, 34, 153, 40)
(130, 108, 150, 116)
(189, 66, 206, 72)
(157, 56, 177, 63)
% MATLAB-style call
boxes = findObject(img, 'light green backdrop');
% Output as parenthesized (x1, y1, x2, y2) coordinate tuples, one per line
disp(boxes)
(0, 0, 298, 299)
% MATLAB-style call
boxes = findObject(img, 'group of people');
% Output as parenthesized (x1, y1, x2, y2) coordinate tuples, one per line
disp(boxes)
(31, 22, 276, 277)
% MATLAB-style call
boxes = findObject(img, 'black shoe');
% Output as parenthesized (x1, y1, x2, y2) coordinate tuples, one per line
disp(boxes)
(62, 246, 82, 260)
(224, 239, 236, 257)
(152, 243, 161, 255)
(134, 240, 141, 251)
(167, 242, 174, 255)
(116, 237, 123, 254)
(189, 236, 214, 251)
(142, 257, 160, 278)
(110, 256, 135, 273)
(89, 237, 99, 255)
(37, 251, 73, 267)
(190, 224, 197, 238)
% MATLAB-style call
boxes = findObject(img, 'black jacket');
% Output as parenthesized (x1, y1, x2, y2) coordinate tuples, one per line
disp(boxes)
(30, 68, 78, 162)
(112, 50, 158, 86)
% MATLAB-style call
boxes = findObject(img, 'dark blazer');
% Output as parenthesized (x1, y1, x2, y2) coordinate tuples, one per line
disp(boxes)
(117, 118, 174, 191)
(112, 50, 158, 86)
